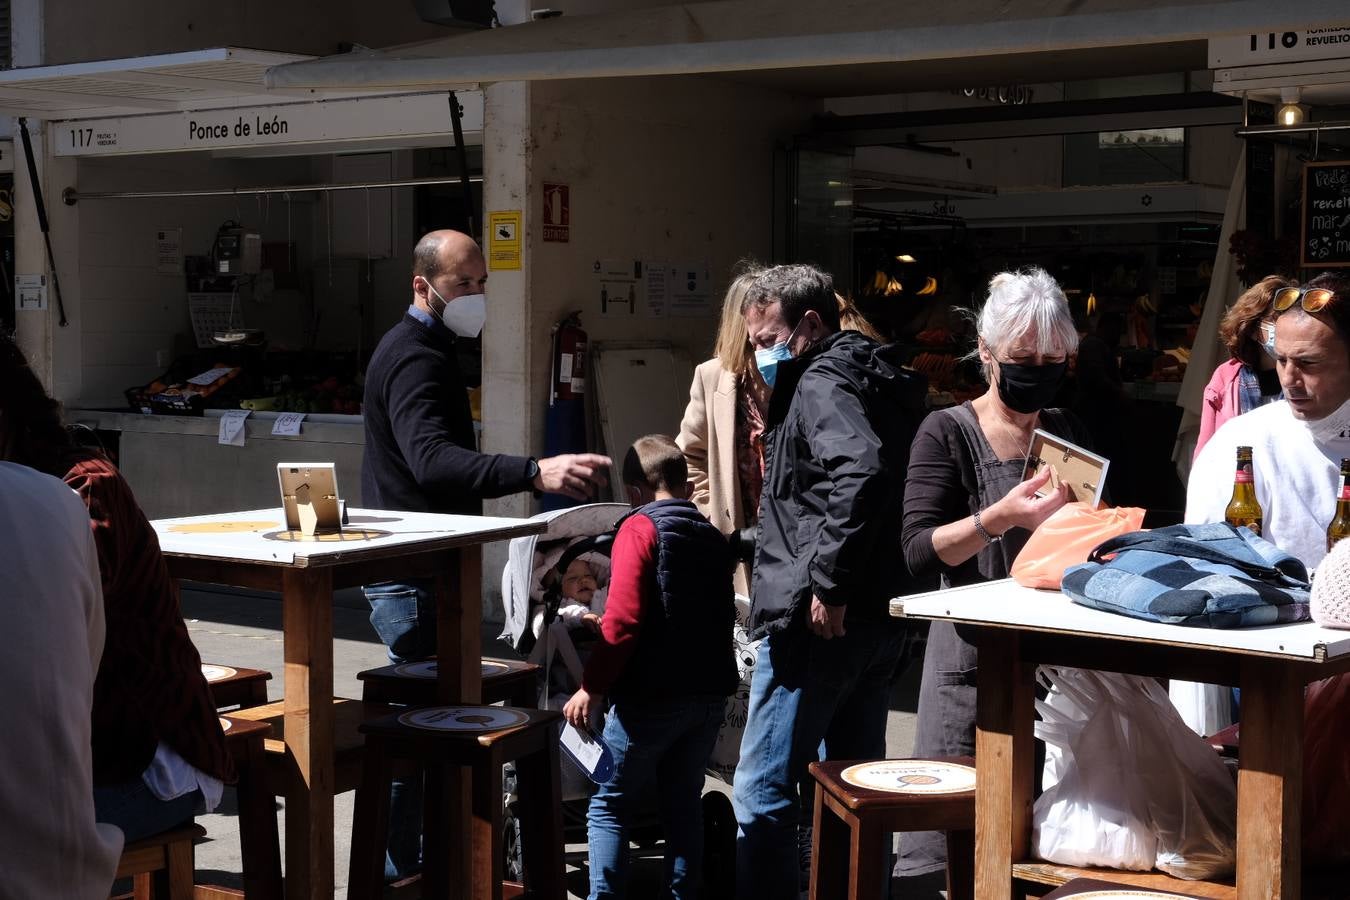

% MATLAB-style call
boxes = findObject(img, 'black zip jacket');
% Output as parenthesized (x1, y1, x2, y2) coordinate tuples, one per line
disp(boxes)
(748, 329, 927, 639)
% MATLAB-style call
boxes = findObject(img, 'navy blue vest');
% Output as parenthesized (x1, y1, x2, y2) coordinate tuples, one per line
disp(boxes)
(610, 499, 738, 701)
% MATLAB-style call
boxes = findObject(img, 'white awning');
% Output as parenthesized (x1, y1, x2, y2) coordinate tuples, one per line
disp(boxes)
(265, 0, 1350, 95)
(0, 46, 392, 120)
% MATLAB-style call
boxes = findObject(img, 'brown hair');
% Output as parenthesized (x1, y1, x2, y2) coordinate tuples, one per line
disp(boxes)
(837, 292, 883, 341)
(1280, 272, 1350, 347)
(622, 434, 688, 493)
(0, 330, 73, 475)
(713, 265, 762, 375)
(1219, 274, 1295, 368)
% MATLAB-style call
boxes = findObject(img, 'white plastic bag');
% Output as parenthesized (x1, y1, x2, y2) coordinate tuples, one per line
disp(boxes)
(708, 595, 759, 783)
(1033, 667, 1237, 880)
(1167, 679, 1235, 737)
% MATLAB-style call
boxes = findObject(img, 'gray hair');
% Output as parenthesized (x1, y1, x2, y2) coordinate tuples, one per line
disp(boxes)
(974, 267, 1079, 361)
(742, 264, 841, 332)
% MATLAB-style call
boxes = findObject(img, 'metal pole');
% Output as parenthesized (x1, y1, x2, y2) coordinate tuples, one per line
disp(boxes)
(447, 91, 478, 239)
(17, 117, 68, 327)
(61, 174, 484, 205)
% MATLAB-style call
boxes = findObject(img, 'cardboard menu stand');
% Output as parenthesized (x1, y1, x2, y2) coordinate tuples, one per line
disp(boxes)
(277, 463, 342, 538)
(1025, 429, 1109, 507)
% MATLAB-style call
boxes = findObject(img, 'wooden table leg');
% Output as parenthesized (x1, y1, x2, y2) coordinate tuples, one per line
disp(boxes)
(434, 547, 483, 897)
(1237, 658, 1304, 900)
(810, 781, 847, 900)
(282, 568, 335, 900)
(974, 631, 1035, 900)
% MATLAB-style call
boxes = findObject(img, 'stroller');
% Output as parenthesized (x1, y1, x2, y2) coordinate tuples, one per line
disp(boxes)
(498, 503, 758, 896)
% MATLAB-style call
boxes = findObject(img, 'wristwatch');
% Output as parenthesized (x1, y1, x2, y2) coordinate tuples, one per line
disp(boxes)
(526, 457, 542, 495)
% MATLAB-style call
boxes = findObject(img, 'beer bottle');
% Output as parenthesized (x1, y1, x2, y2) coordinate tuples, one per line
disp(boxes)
(1328, 458, 1350, 552)
(1225, 446, 1263, 537)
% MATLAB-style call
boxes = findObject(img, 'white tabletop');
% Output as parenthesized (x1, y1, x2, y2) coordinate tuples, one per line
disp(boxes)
(152, 507, 544, 565)
(892, 578, 1350, 663)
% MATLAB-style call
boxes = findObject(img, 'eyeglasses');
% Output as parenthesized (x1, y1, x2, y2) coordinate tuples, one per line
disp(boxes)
(1273, 286, 1337, 313)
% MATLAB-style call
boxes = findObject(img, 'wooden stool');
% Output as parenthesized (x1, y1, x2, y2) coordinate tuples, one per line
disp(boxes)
(348, 706, 565, 900)
(216, 716, 283, 900)
(358, 658, 540, 708)
(114, 823, 205, 900)
(808, 758, 975, 900)
(201, 664, 272, 711)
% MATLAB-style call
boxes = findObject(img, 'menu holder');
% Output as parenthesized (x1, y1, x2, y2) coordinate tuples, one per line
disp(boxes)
(1025, 429, 1109, 507)
(277, 462, 342, 538)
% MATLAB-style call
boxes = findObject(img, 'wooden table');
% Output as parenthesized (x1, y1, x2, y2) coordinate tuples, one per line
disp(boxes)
(153, 507, 545, 900)
(891, 579, 1350, 900)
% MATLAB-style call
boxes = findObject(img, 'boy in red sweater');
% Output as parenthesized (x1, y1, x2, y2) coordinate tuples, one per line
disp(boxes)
(564, 434, 737, 900)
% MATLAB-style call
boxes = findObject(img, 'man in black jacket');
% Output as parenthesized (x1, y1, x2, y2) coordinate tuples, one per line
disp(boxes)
(730, 264, 927, 900)
(362, 229, 609, 881)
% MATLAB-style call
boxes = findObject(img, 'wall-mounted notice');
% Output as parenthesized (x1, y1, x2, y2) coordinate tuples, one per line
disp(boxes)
(543, 182, 570, 242)
(593, 258, 643, 318)
(1302, 161, 1350, 268)
(645, 261, 669, 317)
(14, 274, 47, 311)
(668, 262, 712, 317)
(156, 227, 183, 274)
(487, 210, 523, 270)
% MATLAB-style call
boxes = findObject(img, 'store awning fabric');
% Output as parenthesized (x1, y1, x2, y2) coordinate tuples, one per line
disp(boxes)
(265, 0, 1350, 92)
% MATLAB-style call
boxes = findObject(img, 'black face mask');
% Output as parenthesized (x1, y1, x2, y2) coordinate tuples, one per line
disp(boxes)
(995, 360, 1068, 414)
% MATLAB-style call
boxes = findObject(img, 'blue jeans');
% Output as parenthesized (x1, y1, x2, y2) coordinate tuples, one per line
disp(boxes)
(588, 696, 724, 900)
(732, 623, 906, 900)
(94, 781, 203, 844)
(363, 579, 436, 881)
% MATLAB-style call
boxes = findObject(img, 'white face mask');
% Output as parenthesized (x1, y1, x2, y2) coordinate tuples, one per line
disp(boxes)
(426, 282, 486, 338)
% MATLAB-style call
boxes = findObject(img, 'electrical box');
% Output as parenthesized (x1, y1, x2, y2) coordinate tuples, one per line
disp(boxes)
(216, 227, 262, 276)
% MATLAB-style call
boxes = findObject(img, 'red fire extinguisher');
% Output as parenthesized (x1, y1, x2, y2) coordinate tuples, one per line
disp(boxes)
(552, 312, 587, 405)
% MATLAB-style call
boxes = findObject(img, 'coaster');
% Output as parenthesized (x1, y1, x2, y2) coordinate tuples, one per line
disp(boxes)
(201, 664, 238, 681)
(398, 706, 529, 732)
(219, 717, 233, 733)
(391, 660, 512, 680)
(840, 760, 976, 795)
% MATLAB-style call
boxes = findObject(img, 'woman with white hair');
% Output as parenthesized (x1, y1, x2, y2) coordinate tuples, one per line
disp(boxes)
(895, 267, 1092, 887)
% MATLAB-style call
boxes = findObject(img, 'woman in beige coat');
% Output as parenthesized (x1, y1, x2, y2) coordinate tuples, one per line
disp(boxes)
(678, 271, 882, 596)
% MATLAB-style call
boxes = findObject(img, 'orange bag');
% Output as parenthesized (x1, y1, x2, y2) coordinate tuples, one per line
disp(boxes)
(1011, 502, 1146, 589)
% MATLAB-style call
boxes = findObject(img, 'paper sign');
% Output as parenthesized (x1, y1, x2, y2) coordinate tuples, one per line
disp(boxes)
(645, 261, 669, 317)
(188, 366, 234, 386)
(271, 413, 305, 436)
(218, 410, 250, 447)
(543, 182, 570, 242)
(14, 274, 47, 311)
(593, 258, 643, 318)
(487, 210, 522, 270)
(560, 722, 615, 783)
(156, 227, 182, 274)
(669, 262, 712, 317)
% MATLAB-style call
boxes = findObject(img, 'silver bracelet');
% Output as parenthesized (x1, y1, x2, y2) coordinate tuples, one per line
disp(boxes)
(973, 507, 1001, 544)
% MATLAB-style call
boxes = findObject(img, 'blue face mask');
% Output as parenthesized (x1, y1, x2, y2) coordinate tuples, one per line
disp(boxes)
(754, 342, 793, 388)
(1258, 321, 1277, 360)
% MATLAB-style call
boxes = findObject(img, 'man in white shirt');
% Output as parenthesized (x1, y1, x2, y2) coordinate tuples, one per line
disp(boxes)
(0, 462, 122, 898)
(1187, 273, 1350, 570)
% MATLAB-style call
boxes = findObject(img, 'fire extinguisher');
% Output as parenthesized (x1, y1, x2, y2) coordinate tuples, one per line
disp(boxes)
(543, 312, 590, 511)
(552, 312, 587, 405)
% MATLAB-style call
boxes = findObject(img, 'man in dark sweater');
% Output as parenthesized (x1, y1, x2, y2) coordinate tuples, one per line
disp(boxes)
(362, 229, 609, 881)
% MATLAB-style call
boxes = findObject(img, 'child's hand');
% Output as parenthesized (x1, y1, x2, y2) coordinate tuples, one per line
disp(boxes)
(563, 688, 603, 730)
(582, 612, 603, 633)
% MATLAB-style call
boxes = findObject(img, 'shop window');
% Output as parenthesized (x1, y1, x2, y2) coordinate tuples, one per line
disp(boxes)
(1062, 73, 1189, 187)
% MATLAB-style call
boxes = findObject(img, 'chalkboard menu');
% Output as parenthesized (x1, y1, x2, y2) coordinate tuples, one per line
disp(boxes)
(1302, 160, 1350, 268)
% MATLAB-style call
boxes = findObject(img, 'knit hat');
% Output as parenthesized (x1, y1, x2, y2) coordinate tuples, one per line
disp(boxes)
(1313, 538, 1350, 629)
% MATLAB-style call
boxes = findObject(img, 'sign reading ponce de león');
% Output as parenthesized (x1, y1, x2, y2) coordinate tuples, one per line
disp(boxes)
(52, 93, 485, 157)
(1302, 161, 1350, 269)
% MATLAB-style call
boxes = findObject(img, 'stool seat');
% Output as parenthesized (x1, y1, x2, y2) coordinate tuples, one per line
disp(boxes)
(357, 657, 540, 707)
(349, 705, 565, 900)
(809, 758, 975, 900)
(201, 664, 272, 711)
(115, 823, 205, 900)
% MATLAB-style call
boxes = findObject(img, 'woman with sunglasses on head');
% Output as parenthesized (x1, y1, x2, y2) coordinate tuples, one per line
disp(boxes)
(1186, 272, 1350, 569)
(1193, 275, 1296, 460)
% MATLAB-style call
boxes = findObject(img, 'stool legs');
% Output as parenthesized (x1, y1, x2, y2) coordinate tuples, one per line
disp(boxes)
(236, 736, 283, 900)
(811, 781, 849, 900)
(945, 829, 974, 900)
(515, 737, 565, 900)
(470, 758, 505, 900)
(348, 739, 393, 900)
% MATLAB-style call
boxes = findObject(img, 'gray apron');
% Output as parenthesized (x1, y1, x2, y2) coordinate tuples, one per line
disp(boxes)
(895, 402, 1076, 877)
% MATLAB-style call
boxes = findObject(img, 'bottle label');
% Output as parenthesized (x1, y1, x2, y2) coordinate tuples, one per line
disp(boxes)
(1235, 464, 1254, 484)
(1341, 475, 1350, 501)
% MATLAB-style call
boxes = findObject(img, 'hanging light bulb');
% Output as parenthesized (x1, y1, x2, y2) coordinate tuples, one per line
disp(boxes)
(1277, 87, 1307, 127)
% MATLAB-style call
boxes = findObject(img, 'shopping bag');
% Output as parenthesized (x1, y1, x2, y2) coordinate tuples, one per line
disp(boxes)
(1033, 666, 1237, 879)
(1303, 673, 1350, 864)
(1011, 502, 1145, 589)
(708, 595, 760, 783)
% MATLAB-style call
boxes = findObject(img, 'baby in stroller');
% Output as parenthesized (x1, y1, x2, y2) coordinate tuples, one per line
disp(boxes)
(557, 558, 604, 633)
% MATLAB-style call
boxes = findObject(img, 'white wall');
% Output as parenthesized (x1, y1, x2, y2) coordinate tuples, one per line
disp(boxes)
(517, 75, 815, 454)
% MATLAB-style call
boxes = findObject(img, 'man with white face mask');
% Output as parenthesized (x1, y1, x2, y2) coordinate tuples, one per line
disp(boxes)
(361, 229, 609, 882)
(1187, 272, 1350, 569)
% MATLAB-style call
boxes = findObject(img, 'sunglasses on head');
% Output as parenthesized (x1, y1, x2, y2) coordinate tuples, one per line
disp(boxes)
(1273, 286, 1337, 313)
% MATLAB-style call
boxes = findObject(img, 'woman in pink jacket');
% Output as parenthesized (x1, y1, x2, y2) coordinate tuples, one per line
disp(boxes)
(1194, 275, 1294, 460)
